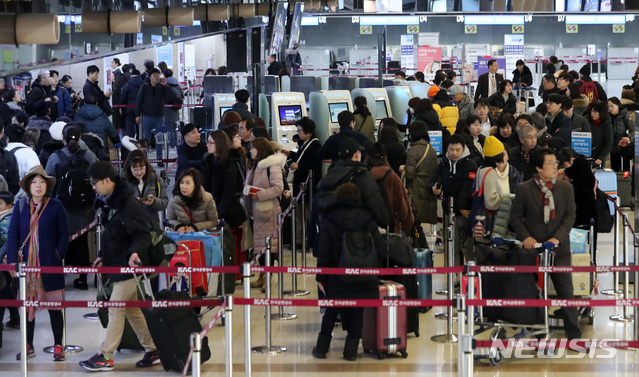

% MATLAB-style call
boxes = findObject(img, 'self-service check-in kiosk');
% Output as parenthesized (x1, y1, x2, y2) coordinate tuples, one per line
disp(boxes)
(271, 92, 307, 146)
(309, 90, 354, 143)
(213, 94, 236, 129)
(352, 87, 392, 128)
(385, 86, 412, 125)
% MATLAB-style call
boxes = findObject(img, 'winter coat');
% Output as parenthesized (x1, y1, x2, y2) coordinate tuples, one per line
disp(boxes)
(176, 140, 207, 179)
(81, 133, 109, 161)
(317, 126, 370, 162)
(27, 115, 52, 132)
(512, 66, 533, 87)
(125, 172, 169, 231)
(166, 187, 219, 232)
(267, 61, 285, 75)
(38, 139, 64, 167)
(371, 166, 413, 234)
(203, 150, 247, 229)
(564, 156, 597, 227)
(135, 82, 176, 117)
(413, 110, 442, 131)
(427, 147, 477, 215)
(316, 204, 385, 300)
(285, 49, 303, 73)
(246, 153, 285, 252)
(610, 107, 634, 153)
(432, 89, 460, 134)
(488, 91, 517, 115)
(589, 117, 613, 162)
(405, 139, 438, 224)
(456, 94, 475, 120)
(230, 102, 256, 120)
(75, 104, 120, 146)
(287, 137, 322, 195)
(6, 142, 40, 180)
(546, 111, 573, 146)
(94, 177, 152, 283)
(6, 198, 69, 291)
(0, 209, 12, 259)
(462, 133, 486, 166)
(475, 164, 522, 212)
(165, 77, 184, 124)
(620, 98, 639, 122)
(25, 80, 54, 115)
(510, 145, 540, 182)
(53, 86, 71, 120)
(573, 95, 590, 117)
(570, 113, 591, 132)
(120, 76, 144, 116)
(83, 79, 113, 116)
(0, 147, 20, 195)
(353, 112, 375, 141)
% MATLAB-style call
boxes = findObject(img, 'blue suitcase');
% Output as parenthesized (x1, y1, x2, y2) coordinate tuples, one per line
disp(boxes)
(413, 249, 433, 312)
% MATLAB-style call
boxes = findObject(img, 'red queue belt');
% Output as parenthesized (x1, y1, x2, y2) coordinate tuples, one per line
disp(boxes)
(2, 264, 638, 275)
(110, 158, 177, 165)
(0, 298, 221, 309)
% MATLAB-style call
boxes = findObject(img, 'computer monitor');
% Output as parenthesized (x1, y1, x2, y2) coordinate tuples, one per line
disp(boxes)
(203, 76, 233, 94)
(376, 100, 388, 120)
(219, 106, 233, 119)
(328, 102, 349, 124)
(278, 105, 303, 126)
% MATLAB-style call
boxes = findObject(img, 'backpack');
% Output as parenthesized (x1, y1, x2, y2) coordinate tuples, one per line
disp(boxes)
(147, 230, 178, 267)
(53, 150, 95, 208)
(593, 188, 613, 233)
(170, 84, 184, 110)
(579, 79, 599, 105)
(315, 166, 368, 214)
(339, 229, 378, 284)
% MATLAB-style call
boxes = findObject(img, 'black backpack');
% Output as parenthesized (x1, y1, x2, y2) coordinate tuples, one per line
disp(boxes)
(54, 150, 95, 207)
(339, 229, 378, 284)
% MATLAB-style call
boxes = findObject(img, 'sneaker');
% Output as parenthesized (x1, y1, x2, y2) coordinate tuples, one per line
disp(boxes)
(79, 353, 114, 372)
(16, 344, 35, 360)
(53, 345, 65, 362)
(136, 351, 160, 368)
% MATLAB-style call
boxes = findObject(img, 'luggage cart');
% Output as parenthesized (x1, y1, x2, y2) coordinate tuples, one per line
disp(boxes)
(472, 238, 557, 366)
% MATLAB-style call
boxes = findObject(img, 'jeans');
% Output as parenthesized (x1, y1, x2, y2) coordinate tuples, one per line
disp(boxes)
(101, 278, 156, 359)
(142, 115, 165, 160)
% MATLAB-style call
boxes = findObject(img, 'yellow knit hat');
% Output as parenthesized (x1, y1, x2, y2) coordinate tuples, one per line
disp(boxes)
(483, 136, 505, 158)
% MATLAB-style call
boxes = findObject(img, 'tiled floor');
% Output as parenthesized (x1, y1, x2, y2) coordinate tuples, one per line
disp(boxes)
(1, 210, 638, 376)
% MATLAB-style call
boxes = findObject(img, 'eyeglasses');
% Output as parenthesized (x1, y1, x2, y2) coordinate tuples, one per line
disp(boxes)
(131, 166, 146, 173)
(90, 179, 101, 187)
(544, 161, 559, 166)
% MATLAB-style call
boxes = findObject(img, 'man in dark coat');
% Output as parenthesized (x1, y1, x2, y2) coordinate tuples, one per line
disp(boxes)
(26, 71, 55, 116)
(231, 89, 256, 120)
(510, 148, 582, 342)
(120, 69, 144, 138)
(317, 111, 370, 162)
(83, 65, 113, 116)
(474, 59, 503, 101)
(266, 54, 285, 76)
(80, 161, 159, 371)
(510, 124, 541, 181)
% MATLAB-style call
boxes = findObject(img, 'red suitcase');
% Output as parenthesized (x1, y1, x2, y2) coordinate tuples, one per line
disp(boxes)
(362, 280, 408, 359)
(170, 240, 208, 296)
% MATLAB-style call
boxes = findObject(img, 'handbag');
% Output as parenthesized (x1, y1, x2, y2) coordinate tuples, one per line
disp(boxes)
(387, 233, 416, 267)
(240, 218, 253, 251)
(465, 168, 496, 241)
(287, 138, 317, 185)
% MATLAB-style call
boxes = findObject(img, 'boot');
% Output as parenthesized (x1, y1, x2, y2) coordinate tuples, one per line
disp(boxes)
(312, 334, 331, 359)
(250, 273, 264, 288)
(343, 337, 359, 361)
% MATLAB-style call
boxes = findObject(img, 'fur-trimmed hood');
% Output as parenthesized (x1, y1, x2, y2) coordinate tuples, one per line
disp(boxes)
(573, 95, 590, 108)
(256, 152, 287, 170)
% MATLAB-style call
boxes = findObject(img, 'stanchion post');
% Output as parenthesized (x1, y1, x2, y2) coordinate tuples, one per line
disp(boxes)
(456, 294, 467, 377)
(465, 262, 475, 377)
(225, 295, 233, 377)
(191, 332, 202, 377)
(308, 170, 314, 214)
(603, 198, 622, 296)
(432, 200, 457, 342)
(19, 263, 27, 377)
(272, 216, 297, 321)
(301, 182, 308, 268)
(611, 214, 634, 322)
(251, 237, 287, 354)
(284, 201, 309, 297)
(84, 210, 103, 320)
(634, 233, 639, 348)
(243, 263, 252, 377)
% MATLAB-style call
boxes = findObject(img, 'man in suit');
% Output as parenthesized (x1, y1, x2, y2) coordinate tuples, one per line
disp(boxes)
(474, 59, 503, 101)
(510, 148, 582, 342)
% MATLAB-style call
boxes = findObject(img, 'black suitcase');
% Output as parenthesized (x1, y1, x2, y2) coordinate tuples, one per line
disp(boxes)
(616, 171, 632, 208)
(141, 289, 211, 372)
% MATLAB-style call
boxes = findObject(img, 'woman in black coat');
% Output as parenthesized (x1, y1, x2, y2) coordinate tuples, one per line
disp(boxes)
(202, 130, 246, 229)
(312, 183, 385, 362)
(488, 80, 517, 115)
(285, 117, 322, 196)
(512, 60, 533, 87)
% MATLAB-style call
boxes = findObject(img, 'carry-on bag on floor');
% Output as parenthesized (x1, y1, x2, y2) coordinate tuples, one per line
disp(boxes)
(383, 273, 420, 336)
(139, 285, 211, 372)
(362, 280, 408, 359)
(413, 248, 433, 304)
(170, 240, 208, 296)
(616, 171, 632, 208)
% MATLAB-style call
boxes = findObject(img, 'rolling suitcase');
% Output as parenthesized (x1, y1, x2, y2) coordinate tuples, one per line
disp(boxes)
(616, 171, 632, 208)
(413, 249, 433, 311)
(170, 241, 208, 296)
(362, 280, 408, 359)
(140, 288, 211, 372)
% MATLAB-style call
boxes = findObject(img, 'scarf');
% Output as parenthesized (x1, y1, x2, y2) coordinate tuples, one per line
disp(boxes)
(534, 175, 556, 224)
(25, 198, 50, 321)
(592, 118, 602, 127)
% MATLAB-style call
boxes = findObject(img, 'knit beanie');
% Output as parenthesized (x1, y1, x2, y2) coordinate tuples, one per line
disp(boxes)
(483, 136, 505, 158)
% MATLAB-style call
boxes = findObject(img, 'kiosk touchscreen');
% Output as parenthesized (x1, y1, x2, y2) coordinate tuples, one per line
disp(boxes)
(309, 90, 354, 143)
(213, 93, 237, 129)
(271, 92, 307, 146)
